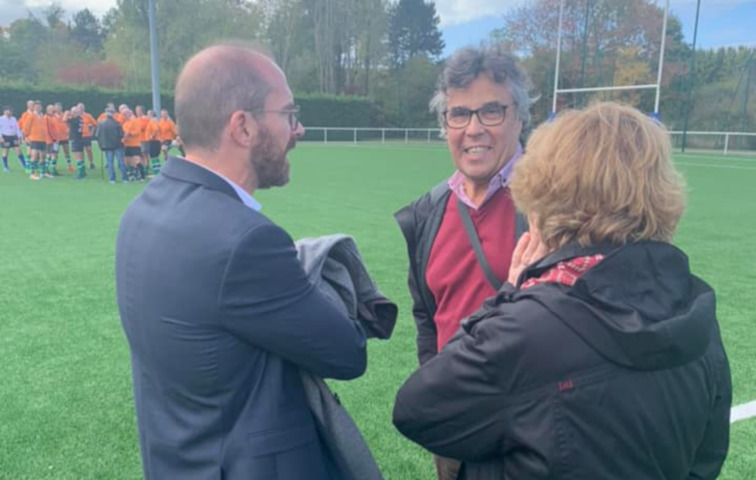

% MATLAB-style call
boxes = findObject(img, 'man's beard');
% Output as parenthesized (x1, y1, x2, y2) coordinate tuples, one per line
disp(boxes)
(251, 126, 294, 189)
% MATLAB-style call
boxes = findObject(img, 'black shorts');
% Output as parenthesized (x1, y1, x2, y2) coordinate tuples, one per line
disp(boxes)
(30, 141, 46, 151)
(70, 140, 84, 153)
(2, 135, 19, 148)
(82, 137, 92, 147)
(125, 146, 142, 157)
(148, 140, 161, 158)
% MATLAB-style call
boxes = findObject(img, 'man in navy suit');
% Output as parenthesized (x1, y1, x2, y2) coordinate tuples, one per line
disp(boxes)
(115, 44, 368, 480)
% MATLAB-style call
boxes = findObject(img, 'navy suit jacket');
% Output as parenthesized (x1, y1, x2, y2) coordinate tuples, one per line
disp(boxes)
(116, 157, 367, 479)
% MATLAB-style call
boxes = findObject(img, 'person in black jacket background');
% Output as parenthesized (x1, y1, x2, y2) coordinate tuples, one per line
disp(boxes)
(393, 102, 731, 480)
(95, 108, 125, 183)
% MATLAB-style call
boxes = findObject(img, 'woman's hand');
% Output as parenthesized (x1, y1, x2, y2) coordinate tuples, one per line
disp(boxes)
(508, 231, 549, 285)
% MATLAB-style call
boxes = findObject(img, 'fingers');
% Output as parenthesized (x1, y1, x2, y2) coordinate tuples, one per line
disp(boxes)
(521, 229, 541, 265)
(511, 232, 530, 270)
(508, 232, 530, 285)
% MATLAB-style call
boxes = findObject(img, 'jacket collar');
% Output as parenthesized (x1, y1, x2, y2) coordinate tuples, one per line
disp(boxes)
(518, 240, 618, 286)
(160, 156, 241, 203)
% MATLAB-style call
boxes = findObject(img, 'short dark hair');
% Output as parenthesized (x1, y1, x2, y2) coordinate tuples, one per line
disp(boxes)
(430, 44, 535, 138)
(176, 44, 272, 151)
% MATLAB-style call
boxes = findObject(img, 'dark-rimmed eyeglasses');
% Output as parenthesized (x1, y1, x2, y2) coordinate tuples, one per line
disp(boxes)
(443, 103, 508, 129)
(247, 105, 300, 129)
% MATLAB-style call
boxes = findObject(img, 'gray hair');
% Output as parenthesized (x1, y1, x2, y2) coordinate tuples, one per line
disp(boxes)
(176, 44, 272, 151)
(430, 44, 535, 138)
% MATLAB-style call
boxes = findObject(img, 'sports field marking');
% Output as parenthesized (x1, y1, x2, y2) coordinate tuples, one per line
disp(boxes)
(675, 154, 756, 162)
(675, 162, 756, 171)
(731, 400, 756, 424)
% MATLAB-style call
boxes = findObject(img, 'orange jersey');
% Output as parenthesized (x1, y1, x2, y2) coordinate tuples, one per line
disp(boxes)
(136, 116, 151, 142)
(157, 118, 178, 142)
(44, 114, 61, 142)
(53, 114, 69, 140)
(23, 114, 48, 143)
(18, 110, 34, 133)
(81, 113, 97, 137)
(114, 113, 125, 125)
(122, 119, 143, 147)
(144, 119, 159, 141)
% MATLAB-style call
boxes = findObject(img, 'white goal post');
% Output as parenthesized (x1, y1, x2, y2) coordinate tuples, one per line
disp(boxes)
(551, 0, 671, 117)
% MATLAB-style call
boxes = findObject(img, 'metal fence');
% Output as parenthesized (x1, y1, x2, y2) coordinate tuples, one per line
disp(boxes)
(299, 127, 756, 157)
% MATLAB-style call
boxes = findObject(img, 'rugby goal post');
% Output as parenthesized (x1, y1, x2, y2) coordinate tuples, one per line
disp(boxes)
(551, 0, 671, 118)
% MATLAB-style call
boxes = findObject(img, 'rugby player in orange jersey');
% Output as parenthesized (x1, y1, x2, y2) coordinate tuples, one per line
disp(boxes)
(157, 109, 178, 162)
(115, 104, 128, 125)
(53, 103, 72, 173)
(17, 100, 35, 172)
(77, 102, 98, 170)
(18, 100, 34, 133)
(144, 110, 162, 176)
(43, 104, 60, 177)
(121, 109, 143, 182)
(134, 105, 150, 179)
(21, 101, 48, 180)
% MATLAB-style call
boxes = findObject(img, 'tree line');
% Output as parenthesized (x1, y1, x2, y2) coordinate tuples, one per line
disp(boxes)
(0, 0, 752, 132)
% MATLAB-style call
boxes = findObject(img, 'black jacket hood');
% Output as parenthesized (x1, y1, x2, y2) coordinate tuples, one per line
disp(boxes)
(520, 241, 716, 370)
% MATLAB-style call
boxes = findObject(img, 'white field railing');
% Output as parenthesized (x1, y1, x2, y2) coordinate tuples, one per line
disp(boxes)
(300, 127, 756, 157)
(301, 127, 444, 145)
(668, 131, 756, 157)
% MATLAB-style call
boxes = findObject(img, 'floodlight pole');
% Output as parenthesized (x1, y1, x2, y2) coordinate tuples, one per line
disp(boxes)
(148, 0, 161, 114)
(681, 0, 701, 153)
(654, 0, 670, 115)
(552, 0, 566, 115)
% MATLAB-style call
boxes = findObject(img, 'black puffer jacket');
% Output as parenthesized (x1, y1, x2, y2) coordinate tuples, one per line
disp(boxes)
(394, 241, 731, 480)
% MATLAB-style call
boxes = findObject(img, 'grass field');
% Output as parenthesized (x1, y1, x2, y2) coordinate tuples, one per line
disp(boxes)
(1, 144, 755, 479)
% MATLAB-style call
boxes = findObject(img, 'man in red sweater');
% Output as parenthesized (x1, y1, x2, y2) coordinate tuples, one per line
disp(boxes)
(394, 44, 534, 480)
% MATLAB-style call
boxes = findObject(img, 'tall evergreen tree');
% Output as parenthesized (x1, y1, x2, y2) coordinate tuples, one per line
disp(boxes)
(388, 0, 444, 67)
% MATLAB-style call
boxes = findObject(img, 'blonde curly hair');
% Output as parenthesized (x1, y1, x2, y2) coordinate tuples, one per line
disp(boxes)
(510, 102, 686, 250)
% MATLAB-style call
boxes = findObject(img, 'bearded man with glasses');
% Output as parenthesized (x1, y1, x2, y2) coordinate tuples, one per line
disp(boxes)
(116, 44, 367, 480)
(394, 44, 534, 480)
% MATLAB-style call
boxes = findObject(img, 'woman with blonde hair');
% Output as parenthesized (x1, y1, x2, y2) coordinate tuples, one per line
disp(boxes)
(394, 102, 731, 479)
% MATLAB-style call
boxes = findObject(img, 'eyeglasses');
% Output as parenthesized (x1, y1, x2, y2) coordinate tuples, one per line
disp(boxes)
(247, 105, 301, 129)
(443, 103, 509, 129)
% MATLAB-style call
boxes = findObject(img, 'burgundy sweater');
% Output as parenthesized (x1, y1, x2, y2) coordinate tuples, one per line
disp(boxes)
(426, 187, 517, 351)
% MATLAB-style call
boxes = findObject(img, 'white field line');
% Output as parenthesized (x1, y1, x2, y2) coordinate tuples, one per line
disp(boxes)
(675, 154, 756, 163)
(731, 400, 756, 424)
(673, 162, 756, 171)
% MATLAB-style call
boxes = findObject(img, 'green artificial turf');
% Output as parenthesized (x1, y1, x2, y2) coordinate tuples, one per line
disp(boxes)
(0, 145, 753, 479)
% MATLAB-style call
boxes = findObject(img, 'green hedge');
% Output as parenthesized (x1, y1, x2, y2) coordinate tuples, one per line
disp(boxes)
(0, 83, 174, 117)
(0, 84, 378, 127)
(295, 93, 375, 127)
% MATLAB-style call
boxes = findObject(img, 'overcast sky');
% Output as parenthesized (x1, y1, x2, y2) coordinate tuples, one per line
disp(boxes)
(2, 0, 754, 55)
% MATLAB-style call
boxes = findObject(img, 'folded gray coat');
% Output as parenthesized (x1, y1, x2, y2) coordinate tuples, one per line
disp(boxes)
(296, 234, 397, 480)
